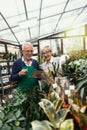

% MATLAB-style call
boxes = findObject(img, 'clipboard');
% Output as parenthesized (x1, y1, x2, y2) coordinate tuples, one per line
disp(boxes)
(28, 69, 43, 78)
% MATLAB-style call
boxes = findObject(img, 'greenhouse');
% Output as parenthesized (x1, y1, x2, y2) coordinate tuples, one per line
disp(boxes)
(0, 0, 87, 130)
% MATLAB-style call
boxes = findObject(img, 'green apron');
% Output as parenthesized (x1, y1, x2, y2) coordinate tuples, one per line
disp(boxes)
(18, 66, 39, 91)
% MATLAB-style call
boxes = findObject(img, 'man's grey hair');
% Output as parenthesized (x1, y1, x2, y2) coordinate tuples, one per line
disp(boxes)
(22, 42, 33, 50)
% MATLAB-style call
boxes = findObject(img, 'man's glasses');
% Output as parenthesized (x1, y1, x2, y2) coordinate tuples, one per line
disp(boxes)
(24, 50, 33, 53)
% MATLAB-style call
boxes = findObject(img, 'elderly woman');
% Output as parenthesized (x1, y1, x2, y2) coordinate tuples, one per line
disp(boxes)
(41, 46, 60, 70)
(41, 45, 69, 70)
(41, 45, 69, 84)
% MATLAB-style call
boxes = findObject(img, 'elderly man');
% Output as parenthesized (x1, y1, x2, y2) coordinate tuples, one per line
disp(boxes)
(10, 42, 40, 90)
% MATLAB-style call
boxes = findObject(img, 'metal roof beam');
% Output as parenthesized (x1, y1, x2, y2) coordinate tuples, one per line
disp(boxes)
(0, 12, 20, 45)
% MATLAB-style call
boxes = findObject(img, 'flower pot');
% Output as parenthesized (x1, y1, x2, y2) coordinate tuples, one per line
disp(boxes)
(72, 114, 87, 130)
(80, 125, 87, 130)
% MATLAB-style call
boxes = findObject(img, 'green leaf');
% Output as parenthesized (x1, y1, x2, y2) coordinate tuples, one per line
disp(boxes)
(39, 99, 55, 122)
(31, 120, 53, 130)
(39, 98, 60, 128)
(80, 87, 85, 99)
(0, 111, 4, 119)
(76, 78, 87, 91)
(55, 108, 70, 127)
(50, 91, 59, 102)
(1, 124, 11, 130)
(16, 127, 25, 130)
(55, 99, 64, 113)
(6, 113, 16, 123)
(0, 120, 3, 128)
(15, 109, 21, 118)
(60, 119, 74, 130)
(18, 117, 26, 121)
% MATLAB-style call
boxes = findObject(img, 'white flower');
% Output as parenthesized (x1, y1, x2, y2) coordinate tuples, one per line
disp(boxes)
(80, 106, 87, 113)
(8, 94, 13, 99)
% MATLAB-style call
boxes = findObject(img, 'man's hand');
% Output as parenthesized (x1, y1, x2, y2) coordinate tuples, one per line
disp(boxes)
(18, 69, 28, 77)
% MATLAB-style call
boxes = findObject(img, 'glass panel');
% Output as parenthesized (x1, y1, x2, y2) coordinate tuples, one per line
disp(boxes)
(1, 35, 17, 42)
(0, 16, 9, 30)
(41, 0, 67, 18)
(39, 40, 51, 50)
(56, 9, 82, 31)
(42, 0, 67, 7)
(0, 0, 20, 17)
(66, 26, 85, 36)
(41, 15, 60, 24)
(39, 39, 61, 54)
(66, 0, 87, 11)
(39, 15, 60, 37)
(41, 4, 65, 18)
(30, 26, 38, 39)
(63, 37, 83, 54)
(13, 29, 30, 43)
(33, 46, 38, 54)
(40, 21, 57, 36)
(0, 0, 87, 44)
(7, 45, 19, 54)
(6, 15, 26, 27)
(73, 7, 87, 25)
(0, 44, 5, 52)
(0, 29, 16, 42)
(26, 0, 41, 11)
(7, 45, 20, 60)
(15, 0, 25, 14)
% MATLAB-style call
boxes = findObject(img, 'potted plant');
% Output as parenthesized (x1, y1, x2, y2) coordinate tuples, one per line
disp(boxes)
(62, 57, 87, 130)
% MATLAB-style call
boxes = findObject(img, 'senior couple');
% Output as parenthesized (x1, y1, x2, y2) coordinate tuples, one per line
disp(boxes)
(10, 42, 69, 91)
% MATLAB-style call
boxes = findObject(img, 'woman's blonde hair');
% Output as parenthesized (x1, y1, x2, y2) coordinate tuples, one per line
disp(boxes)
(41, 45, 52, 55)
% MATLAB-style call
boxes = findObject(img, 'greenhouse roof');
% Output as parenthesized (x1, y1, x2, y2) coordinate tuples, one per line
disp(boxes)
(0, 0, 87, 45)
